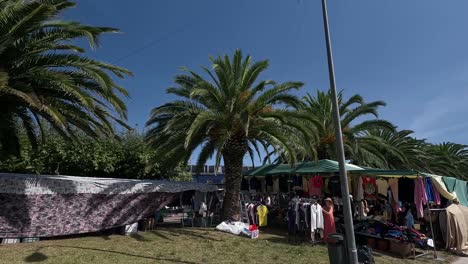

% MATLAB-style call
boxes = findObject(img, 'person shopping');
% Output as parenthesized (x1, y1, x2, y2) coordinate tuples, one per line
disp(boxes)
(322, 197, 336, 243)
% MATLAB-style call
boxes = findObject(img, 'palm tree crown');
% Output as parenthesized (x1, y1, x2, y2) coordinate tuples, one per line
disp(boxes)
(300, 90, 395, 161)
(146, 50, 313, 219)
(0, 0, 132, 158)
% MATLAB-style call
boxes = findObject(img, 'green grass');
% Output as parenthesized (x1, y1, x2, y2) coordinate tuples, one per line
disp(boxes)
(0, 228, 455, 264)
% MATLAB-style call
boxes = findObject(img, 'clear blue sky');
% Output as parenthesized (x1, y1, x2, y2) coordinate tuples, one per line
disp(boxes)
(63, 0, 468, 165)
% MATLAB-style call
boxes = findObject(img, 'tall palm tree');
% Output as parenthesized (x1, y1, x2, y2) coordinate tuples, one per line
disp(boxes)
(146, 50, 314, 220)
(0, 0, 132, 158)
(301, 90, 394, 161)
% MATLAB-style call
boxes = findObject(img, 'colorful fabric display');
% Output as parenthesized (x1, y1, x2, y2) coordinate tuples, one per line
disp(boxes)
(388, 178, 399, 203)
(376, 178, 388, 197)
(414, 177, 428, 218)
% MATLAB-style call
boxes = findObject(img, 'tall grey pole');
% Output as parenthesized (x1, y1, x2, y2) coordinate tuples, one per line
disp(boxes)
(320, 0, 358, 263)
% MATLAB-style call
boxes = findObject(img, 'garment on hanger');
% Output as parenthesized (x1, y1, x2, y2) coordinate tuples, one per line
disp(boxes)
(388, 178, 399, 203)
(414, 177, 428, 218)
(310, 203, 324, 232)
(309, 175, 323, 197)
(302, 176, 309, 194)
(405, 210, 414, 228)
(257, 205, 269, 227)
(432, 181, 441, 205)
(376, 178, 389, 197)
(425, 177, 441, 205)
(300, 203, 310, 229)
(357, 176, 364, 201)
(273, 177, 279, 193)
(362, 177, 377, 197)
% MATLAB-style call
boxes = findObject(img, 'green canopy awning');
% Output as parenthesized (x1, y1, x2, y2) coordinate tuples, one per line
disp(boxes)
(349, 169, 420, 178)
(244, 164, 279, 177)
(244, 159, 364, 176)
(265, 163, 298, 175)
(294, 159, 364, 174)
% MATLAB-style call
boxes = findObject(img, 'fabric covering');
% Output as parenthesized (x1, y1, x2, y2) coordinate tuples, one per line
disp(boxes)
(0, 173, 218, 238)
(443, 177, 468, 206)
(443, 204, 468, 251)
(429, 175, 457, 201)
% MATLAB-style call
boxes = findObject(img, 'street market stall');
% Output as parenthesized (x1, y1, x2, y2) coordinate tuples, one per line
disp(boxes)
(0, 173, 219, 240)
(242, 160, 468, 258)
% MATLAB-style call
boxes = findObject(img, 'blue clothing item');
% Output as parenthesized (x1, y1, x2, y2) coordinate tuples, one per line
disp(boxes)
(405, 211, 414, 228)
(425, 177, 435, 202)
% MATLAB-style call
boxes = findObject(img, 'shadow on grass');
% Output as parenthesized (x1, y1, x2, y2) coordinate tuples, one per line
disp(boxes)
(167, 228, 224, 242)
(24, 252, 48, 262)
(150, 230, 174, 241)
(48, 245, 198, 264)
(129, 233, 150, 242)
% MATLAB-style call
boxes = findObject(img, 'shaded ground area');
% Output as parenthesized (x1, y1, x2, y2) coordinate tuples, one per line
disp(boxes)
(0, 228, 456, 264)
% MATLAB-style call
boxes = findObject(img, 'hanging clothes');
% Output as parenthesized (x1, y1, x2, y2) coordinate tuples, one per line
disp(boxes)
(257, 205, 269, 227)
(405, 210, 415, 228)
(362, 177, 377, 197)
(414, 177, 428, 218)
(273, 177, 280, 193)
(309, 175, 323, 197)
(431, 175, 457, 201)
(376, 178, 389, 197)
(302, 176, 309, 195)
(444, 178, 468, 206)
(388, 178, 399, 203)
(356, 176, 364, 201)
(310, 203, 324, 232)
(424, 177, 441, 205)
(424, 177, 435, 201)
(247, 203, 256, 225)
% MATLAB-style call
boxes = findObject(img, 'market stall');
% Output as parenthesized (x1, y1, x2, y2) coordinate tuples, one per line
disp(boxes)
(242, 160, 468, 258)
(0, 173, 219, 240)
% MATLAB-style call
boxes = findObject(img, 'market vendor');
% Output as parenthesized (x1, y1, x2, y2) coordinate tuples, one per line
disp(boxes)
(322, 197, 336, 243)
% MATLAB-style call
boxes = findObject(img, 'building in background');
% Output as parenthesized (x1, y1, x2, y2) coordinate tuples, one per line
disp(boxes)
(189, 165, 253, 185)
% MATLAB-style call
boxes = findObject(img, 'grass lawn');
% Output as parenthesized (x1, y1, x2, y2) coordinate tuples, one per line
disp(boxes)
(0, 227, 455, 264)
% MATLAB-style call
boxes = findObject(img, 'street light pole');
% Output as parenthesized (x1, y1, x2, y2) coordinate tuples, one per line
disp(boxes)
(320, 0, 358, 263)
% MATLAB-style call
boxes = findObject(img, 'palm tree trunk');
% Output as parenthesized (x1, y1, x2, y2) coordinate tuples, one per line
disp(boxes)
(221, 139, 247, 221)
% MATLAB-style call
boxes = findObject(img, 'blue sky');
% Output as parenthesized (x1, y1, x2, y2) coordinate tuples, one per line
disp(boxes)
(63, 0, 468, 165)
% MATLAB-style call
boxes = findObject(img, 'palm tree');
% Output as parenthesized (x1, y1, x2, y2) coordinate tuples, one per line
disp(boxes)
(0, 0, 132, 159)
(300, 90, 394, 162)
(424, 142, 468, 180)
(146, 50, 314, 220)
(357, 129, 428, 170)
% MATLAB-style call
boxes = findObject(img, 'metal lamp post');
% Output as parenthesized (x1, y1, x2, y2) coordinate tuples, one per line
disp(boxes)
(320, 0, 359, 263)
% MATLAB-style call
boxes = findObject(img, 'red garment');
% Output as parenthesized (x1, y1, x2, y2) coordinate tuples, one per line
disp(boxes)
(309, 176, 323, 197)
(322, 205, 336, 243)
(362, 177, 377, 197)
(313, 175, 323, 188)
